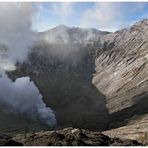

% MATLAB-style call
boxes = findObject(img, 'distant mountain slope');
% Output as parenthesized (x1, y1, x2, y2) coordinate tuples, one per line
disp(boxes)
(39, 25, 110, 44)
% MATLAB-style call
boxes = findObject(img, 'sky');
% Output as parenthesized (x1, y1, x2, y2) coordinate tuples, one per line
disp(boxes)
(32, 2, 148, 32)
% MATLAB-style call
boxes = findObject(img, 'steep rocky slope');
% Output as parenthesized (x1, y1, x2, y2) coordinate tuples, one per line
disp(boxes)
(92, 19, 148, 116)
(92, 19, 148, 143)
(93, 19, 148, 114)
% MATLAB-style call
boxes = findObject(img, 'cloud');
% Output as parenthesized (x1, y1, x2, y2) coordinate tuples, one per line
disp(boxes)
(52, 2, 74, 17)
(32, 2, 148, 32)
(80, 2, 148, 32)
(130, 2, 147, 13)
(33, 2, 76, 31)
(80, 3, 123, 31)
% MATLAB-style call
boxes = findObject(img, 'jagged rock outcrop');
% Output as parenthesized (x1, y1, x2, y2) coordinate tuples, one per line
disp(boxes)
(13, 127, 142, 146)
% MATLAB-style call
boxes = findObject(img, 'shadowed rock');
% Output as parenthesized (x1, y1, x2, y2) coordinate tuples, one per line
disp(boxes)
(0, 134, 23, 146)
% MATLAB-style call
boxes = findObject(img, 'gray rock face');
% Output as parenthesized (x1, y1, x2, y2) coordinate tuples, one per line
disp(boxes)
(93, 19, 148, 113)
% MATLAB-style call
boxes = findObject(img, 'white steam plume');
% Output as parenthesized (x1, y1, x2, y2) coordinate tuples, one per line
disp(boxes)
(0, 3, 36, 64)
(0, 75, 57, 126)
(0, 3, 57, 127)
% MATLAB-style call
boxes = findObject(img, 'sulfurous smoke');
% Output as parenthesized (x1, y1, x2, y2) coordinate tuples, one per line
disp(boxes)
(0, 2, 35, 72)
(0, 75, 57, 126)
(0, 3, 36, 64)
(0, 3, 57, 127)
